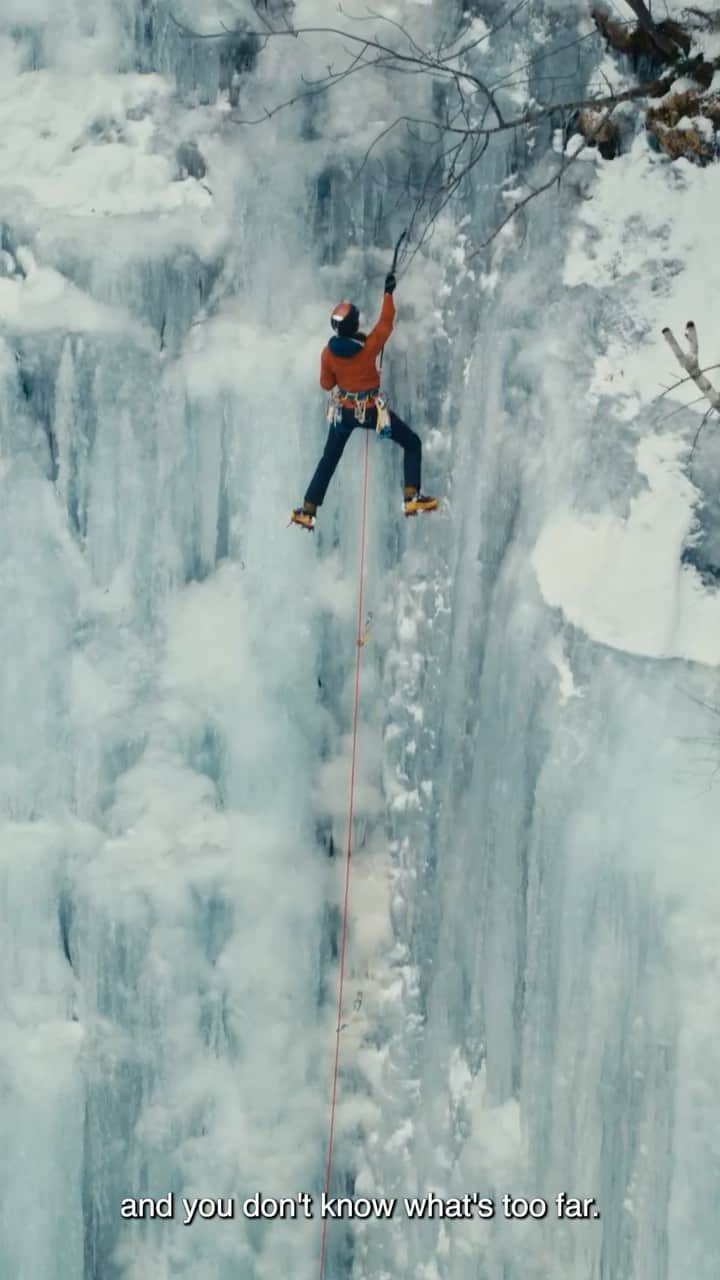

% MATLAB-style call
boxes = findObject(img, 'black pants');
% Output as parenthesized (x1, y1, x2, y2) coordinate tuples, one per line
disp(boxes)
(305, 407, 421, 508)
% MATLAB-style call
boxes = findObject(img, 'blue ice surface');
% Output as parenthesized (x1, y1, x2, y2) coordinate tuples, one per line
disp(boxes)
(0, 3, 718, 1279)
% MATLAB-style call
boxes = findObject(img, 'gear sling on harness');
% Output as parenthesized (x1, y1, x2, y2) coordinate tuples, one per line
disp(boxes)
(328, 387, 392, 437)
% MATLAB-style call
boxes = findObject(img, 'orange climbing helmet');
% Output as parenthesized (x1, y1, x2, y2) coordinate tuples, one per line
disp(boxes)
(330, 300, 359, 337)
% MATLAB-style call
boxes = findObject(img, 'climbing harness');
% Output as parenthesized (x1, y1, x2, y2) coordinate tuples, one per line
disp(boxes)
(328, 385, 382, 427)
(318, 428, 370, 1280)
(327, 387, 391, 437)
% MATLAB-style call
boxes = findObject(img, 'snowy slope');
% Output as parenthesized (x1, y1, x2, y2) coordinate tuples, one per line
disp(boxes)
(533, 131, 720, 663)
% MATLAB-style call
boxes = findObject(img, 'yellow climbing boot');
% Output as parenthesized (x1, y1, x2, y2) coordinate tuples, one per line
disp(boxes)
(403, 490, 438, 517)
(289, 501, 316, 531)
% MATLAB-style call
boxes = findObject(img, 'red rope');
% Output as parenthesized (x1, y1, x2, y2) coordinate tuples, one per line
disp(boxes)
(318, 429, 371, 1280)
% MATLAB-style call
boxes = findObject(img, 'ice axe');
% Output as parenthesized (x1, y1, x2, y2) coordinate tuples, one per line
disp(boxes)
(390, 227, 408, 275)
(379, 228, 408, 372)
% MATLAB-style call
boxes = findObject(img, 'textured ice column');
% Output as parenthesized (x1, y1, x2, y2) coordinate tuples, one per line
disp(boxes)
(0, 824, 85, 1280)
(0, 346, 89, 1277)
(358, 155, 720, 1280)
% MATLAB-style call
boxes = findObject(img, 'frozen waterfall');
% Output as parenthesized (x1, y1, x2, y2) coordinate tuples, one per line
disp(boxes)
(1, 2, 719, 1279)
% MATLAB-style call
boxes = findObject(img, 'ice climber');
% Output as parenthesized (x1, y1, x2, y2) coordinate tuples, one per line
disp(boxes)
(290, 271, 438, 530)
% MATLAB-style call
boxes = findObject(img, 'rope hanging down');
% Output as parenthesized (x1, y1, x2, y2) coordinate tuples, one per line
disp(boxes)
(318, 230, 406, 1278)
(318, 428, 371, 1280)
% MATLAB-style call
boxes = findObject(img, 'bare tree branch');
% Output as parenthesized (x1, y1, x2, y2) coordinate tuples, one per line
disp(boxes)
(686, 403, 715, 460)
(662, 323, 720, 414)
(654, 391, 709, 427)
(656, 362, 720, 399)
(622, 0, 679, 55)
(469, 99, 619, 251)
(168, 2, 711, 250)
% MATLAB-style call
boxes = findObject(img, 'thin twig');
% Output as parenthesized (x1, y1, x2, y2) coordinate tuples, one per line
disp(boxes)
(656, 362, 720, 399)
(653, 392, 709, 425)
(689, 404, 715, 462)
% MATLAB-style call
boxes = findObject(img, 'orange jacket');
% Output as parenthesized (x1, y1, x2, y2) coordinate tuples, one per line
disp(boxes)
(319, 292, 395, 393)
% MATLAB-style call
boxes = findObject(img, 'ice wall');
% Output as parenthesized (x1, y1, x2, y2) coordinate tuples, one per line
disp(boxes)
(1, 2, 719, 1280)
(329, 13, 720, 1280)
(0, 4, 335, 1278)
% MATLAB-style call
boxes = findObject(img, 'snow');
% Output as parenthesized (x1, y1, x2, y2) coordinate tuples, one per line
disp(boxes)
(0, 253, 141, 335)
(533, 432, 720, 664)
(563, 134, 720, 411)
(0, 69, 203, 217)
(533, 129, 720, 665)
(546, 634, 584, 702)
(0, 49, 227, 321)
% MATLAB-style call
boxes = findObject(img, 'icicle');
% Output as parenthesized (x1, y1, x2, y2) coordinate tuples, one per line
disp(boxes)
(54, 338, 76, 527)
